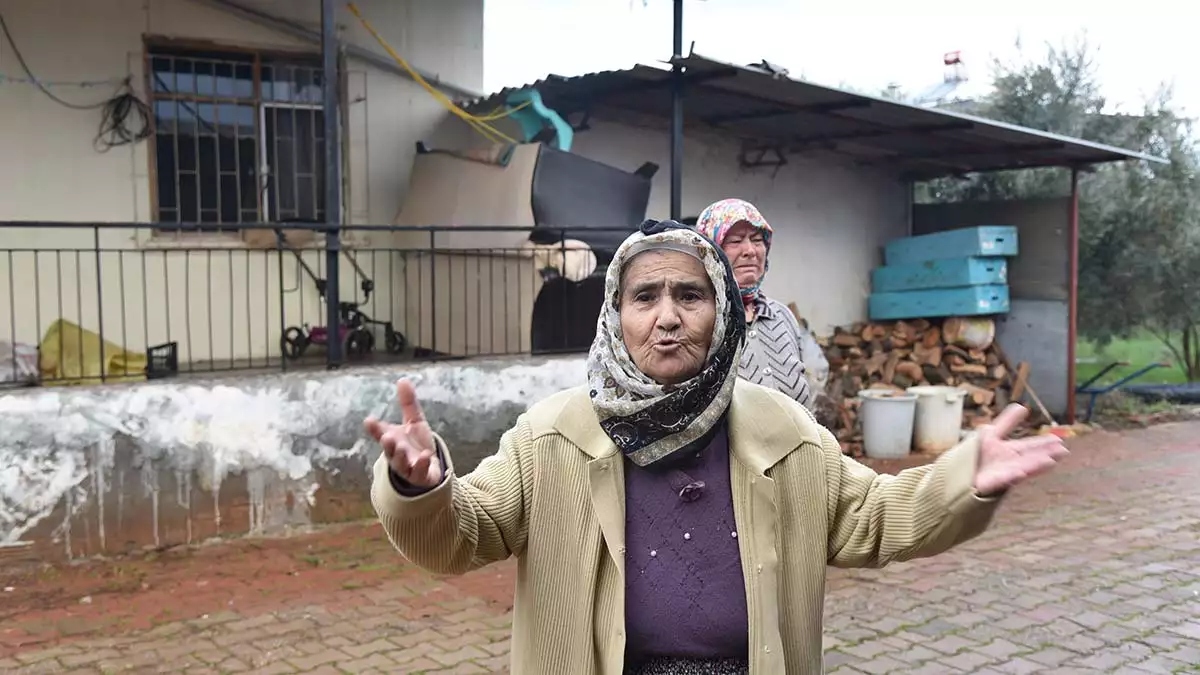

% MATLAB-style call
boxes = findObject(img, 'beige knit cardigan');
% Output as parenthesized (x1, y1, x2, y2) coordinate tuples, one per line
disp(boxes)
(372, 379, 1000, 674)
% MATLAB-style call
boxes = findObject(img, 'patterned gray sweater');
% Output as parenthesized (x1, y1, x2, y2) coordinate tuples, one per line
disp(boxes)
(738, 294, 819, 410)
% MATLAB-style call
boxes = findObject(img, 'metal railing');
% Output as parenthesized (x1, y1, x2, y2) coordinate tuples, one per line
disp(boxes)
(0, 221, 633, 386)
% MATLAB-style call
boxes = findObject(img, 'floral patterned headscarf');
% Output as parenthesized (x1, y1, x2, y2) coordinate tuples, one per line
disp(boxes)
(586, 219, 746, 467)
(695, 198, 774, 303)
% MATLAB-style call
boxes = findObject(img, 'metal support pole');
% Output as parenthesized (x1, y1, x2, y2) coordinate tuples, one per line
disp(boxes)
(669, 0, 684, 220)
(905, 181, 915, 237)
(321, 0, 343, 368)
(1066, 168, 1080, 424)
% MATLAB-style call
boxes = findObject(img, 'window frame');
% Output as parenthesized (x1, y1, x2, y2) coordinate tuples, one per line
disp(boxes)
(142, 37, 339, 244)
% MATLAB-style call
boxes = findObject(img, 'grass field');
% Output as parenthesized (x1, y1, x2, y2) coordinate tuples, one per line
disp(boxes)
(1076, 332, 1189, 386)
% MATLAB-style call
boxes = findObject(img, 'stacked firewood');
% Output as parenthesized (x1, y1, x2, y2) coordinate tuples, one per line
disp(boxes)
(817, 317, 1032, 455)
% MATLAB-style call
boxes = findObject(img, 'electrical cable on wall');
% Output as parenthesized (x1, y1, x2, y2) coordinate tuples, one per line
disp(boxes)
(93, 80, 153, 152)
(0, 8, 152, 152)
(347, 2, 529, 145)
(0, 9, 110, 110)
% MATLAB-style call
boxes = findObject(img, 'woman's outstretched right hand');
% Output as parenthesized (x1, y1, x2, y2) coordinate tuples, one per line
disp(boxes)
(364, 379, 444, 488)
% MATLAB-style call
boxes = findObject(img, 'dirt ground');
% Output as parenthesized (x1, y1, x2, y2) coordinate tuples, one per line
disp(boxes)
(1, 522, 432, 655)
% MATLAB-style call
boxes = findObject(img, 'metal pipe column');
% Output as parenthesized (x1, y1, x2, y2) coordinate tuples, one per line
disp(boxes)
(1066, 167, 1080, 423)
(669, 0, 684, 220)
(321, 0, 343, 367)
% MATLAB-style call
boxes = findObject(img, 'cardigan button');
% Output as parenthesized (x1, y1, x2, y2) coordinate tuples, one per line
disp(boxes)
(764, 646, 771, 653)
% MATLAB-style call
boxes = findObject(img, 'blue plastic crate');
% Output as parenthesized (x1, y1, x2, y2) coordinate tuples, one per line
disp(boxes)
(868, 284, 1010, 321)
(871, 256, 1007, 293)
(884, 226, 1018, 265)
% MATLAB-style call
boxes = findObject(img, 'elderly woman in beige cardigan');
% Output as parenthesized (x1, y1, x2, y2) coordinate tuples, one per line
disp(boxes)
(366, 219, 1067, 674)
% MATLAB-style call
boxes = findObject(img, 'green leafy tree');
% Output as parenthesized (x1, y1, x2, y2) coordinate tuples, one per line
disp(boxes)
(916, 39, 1200, 381)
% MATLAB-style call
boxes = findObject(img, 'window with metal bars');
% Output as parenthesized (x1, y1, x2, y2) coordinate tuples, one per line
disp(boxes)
(147, 44, 328, 233)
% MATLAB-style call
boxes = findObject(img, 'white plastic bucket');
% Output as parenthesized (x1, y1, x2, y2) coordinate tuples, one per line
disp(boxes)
(858, 390, 918, 459)
(906, 385, 967, 454)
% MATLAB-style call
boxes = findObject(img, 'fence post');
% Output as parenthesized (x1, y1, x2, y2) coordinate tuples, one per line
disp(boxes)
(278, 239, 287, 371)
(321, 0, 343, 369)
(429, 229, 437, 354)
(559, 230, 567, 351)
(94, 225, 106, 382)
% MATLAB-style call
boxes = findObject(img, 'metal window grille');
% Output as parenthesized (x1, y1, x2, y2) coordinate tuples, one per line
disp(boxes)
(148, 46, 326, 232)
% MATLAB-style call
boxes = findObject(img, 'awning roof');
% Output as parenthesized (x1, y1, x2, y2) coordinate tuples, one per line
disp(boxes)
(461, 54, 1165, 180)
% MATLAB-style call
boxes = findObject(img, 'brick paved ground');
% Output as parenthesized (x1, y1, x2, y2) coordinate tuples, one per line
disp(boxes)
(2, 421, 1199, 674)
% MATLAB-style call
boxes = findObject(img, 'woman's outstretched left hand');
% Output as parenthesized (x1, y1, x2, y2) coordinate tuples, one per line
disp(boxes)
(973, 403, 1069, 496)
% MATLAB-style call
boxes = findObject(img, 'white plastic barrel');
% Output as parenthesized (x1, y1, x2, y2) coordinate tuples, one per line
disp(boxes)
(857, 390, 918, 459)
(906, 385, 967, 454)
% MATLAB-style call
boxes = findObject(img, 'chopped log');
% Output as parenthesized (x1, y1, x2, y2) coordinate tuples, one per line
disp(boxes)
(950, 363, 989, 377)
(922, 325, 942, 348)
(882, 351, 902, 384)
(993, 385, 1011, 411)
(964, 406, 996, 428)
(944, 345, 971, 361)
(960, 382, 996, 407)
(864, 352, 889, 377)
(936, 362, 953, 384)
(913, 343, 943, 367)
(943, 317, 996, 349)
(895, 361, 925, 384)
(833, 331, 861, 348)
(922, 363, 947, 384)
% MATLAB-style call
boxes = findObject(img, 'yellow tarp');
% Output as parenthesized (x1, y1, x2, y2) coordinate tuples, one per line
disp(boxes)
(38, 319, 147, 386)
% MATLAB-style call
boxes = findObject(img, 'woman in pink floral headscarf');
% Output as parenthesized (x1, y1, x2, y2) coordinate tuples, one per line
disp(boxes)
(695, 198, 826, 410)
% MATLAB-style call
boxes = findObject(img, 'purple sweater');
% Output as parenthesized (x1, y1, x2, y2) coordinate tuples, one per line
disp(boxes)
(388, 429, 751, 666)
(623, 426, 749, 666)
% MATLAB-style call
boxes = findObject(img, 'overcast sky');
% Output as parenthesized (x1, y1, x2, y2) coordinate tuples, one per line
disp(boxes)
(484, 0, 1200, 117)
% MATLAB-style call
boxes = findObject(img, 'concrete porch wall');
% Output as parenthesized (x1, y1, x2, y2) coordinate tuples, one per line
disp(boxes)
(0, 354, 584, 566)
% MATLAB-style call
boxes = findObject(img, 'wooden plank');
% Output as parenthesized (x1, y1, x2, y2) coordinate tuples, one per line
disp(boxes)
(1011, 361, 1031, 402)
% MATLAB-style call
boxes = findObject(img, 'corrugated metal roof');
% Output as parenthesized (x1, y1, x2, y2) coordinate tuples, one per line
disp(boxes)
(461, 54, 1165, 179)
(462, 62, 670, 110)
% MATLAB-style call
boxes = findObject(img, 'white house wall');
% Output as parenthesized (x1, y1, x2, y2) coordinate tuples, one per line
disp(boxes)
(0, 0, 483, 364)
(570, 119, 909, 333)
